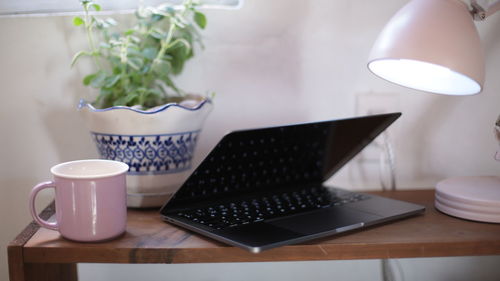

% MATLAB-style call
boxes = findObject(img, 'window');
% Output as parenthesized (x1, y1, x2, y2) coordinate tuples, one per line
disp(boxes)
(0, 0, 243, 16)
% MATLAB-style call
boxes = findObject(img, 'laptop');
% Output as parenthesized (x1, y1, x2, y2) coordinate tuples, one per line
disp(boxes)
(160, 112, 425, 253)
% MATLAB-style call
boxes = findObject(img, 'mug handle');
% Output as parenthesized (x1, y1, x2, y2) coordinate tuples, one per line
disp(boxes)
(29, 181, 59, 231)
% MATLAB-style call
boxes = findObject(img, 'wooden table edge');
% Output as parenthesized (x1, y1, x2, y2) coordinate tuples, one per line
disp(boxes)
(13, 189, 500, 266)
(8, 202, 77, 281)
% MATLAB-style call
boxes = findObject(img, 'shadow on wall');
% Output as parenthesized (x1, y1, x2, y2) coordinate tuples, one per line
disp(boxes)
(39, 16, 100, 162)
(404, 95, 462, 182)
(481, 14, 500, 64)
(41, 105, 98, 162)
(192, 0, 312, 164)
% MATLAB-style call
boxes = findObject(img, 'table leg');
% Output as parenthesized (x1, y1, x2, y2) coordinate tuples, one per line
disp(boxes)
(8, 245, 77, 281)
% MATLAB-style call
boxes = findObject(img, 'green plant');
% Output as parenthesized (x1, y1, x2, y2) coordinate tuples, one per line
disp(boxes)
(72, 0, 207, 109)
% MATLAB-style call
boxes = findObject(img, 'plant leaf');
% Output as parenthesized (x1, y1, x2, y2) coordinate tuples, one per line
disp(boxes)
(175, 14, 189, 26)
(151, 7, 170, 17)
(168, 47, 187, 74)
(150, 28, 166, 40)
(99, 42, 111, 49)
(152, 59, 171, 75)
(105, 18, 117, 26)
(90, 71, 107, 88)
(142, 47, 158, 60)
(73, 16, 84, 26)
(161, 75, 181, 95)
(140, 64, 151, 74)
(94, 88, 114, 109)
(127, 48, 142, 57)
(157, 5, 175, 15)
(91, 3, 101, 11)
(127, 57, 144, 70)
(126, 92, 140, 103)
(94, 17, 105, 29)
(170, 38, 191, 56)
(147, 88, 164, 97)
(151, 14, 164, 23)
(83, 73, 97, 86)
(172, 16, 186, 28)
(130, 36, 141, 44)
(114, 92, 138, 106)
(194, 11, 207, 29)
(73, 0, 206, 109)
(104, 75, 121, 88)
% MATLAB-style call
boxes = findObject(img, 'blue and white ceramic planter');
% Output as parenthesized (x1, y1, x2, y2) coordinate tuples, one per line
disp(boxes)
(79, 96, 212, 207)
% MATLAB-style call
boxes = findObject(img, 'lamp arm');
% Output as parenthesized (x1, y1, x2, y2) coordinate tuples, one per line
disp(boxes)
(485, 0, 500, 17)
(471, 0, 500, 20)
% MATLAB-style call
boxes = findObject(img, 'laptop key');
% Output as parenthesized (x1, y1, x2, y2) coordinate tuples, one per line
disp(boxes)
(176, 187, 370, 229)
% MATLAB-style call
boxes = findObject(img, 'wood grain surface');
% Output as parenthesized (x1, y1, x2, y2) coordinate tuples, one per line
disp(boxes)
(18, 190, 500, 264)
(8, 202, 78, 281)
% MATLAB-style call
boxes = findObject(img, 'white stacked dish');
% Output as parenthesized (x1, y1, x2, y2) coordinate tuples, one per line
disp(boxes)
(435, 176, 500, 223)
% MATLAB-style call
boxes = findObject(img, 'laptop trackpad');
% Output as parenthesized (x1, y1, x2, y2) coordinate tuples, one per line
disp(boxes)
(268, 207, 381, 235)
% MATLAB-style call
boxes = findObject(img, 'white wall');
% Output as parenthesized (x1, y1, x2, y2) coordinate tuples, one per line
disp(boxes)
(2, 0, 500, 280)
(78, 256, 500, 281)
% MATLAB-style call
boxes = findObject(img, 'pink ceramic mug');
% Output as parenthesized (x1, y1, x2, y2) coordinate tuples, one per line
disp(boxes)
(29, 159, 129, 242)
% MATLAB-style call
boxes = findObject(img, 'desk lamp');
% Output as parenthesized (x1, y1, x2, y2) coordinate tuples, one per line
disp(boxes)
(367, 0, 500, 223)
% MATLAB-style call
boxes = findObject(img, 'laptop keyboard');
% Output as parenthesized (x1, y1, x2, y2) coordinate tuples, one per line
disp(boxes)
(175, 187, 370, 230)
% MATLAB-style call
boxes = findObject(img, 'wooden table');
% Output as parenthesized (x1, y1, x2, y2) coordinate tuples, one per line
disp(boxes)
(8, 190, 500, 281)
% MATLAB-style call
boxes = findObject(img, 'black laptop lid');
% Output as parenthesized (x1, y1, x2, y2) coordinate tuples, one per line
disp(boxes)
(161, 113, 401, 212)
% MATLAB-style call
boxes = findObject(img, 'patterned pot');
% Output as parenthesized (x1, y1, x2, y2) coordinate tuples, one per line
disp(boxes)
(78, 96, 212, 208)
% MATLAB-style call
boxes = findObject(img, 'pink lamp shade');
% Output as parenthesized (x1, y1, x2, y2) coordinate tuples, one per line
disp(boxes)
(368, 0, 485, 95)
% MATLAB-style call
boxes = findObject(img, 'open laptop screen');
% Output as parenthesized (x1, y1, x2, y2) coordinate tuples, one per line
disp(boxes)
(163, 113, 401, 211)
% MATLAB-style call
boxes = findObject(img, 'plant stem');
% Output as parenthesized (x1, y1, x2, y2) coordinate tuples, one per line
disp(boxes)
(84, 3, 103, 70)
(150, 0, 192, 80)
(119, 36, 130, 96)
(155, 21, 177, 63)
